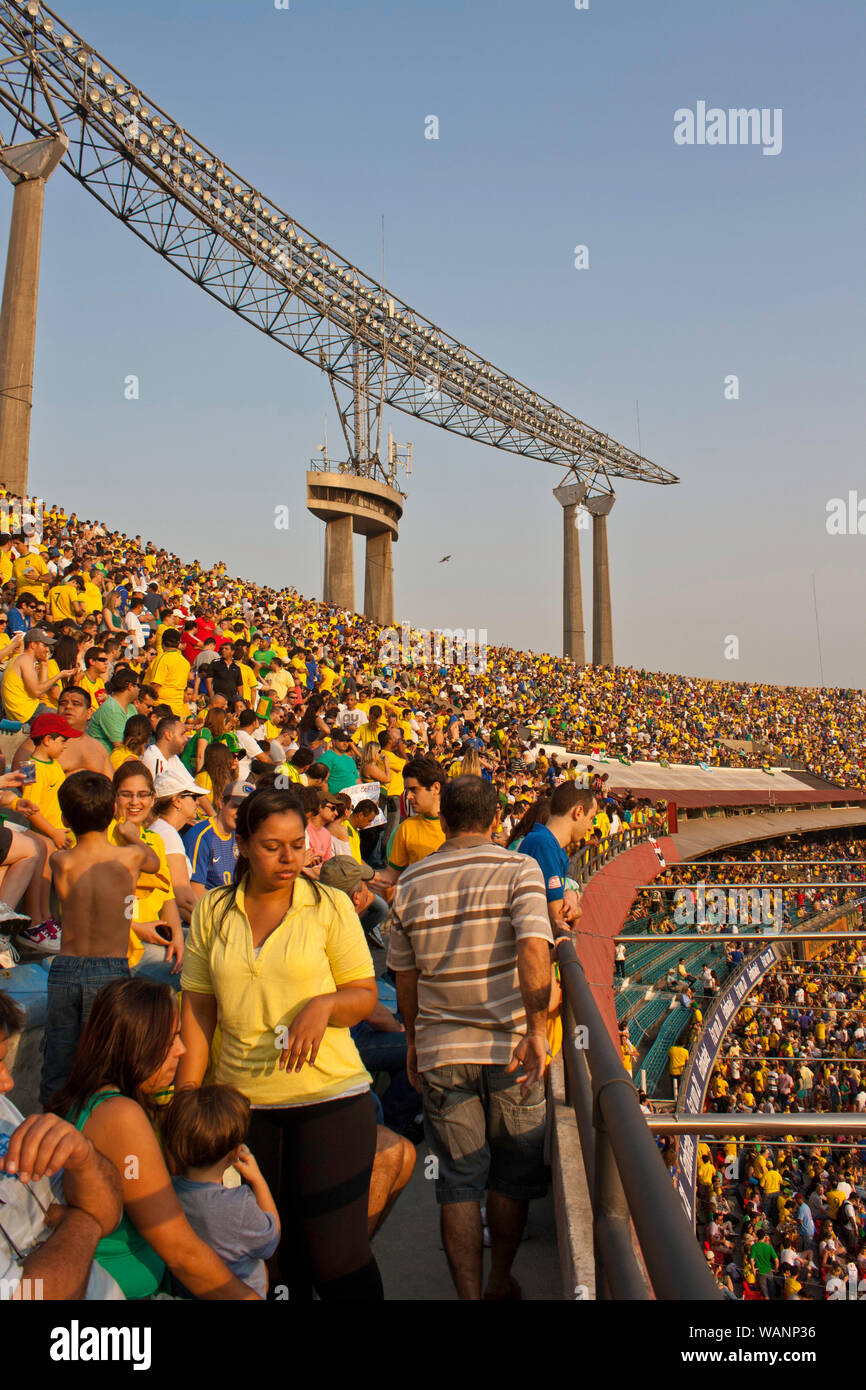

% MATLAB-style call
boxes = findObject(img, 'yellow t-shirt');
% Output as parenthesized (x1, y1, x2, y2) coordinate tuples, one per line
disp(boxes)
(80, 580, 104, 616)
(388, 814, 445, 870)
(13, 754, 64, 829)
(668, 1045, 689, 1077)
(761, 1168, 782, 1194)
(1, 657, 39, 722)
(352, 720, 385, 748)
(13, 551, 49, 598)
(149, 650, 191, 717)
(110, 746, 137, 771)
(264, 669, 293, 702)
(344, 820, 362, 864)
(383, 752, 406, 799)
(182, 878, 373, 1106)
(237, 662, 258, 705)
(80, 674, 106, 711)
(108, 820, 174, 969)
(42, 658, 61, 710)
(47, 583, 81, 622)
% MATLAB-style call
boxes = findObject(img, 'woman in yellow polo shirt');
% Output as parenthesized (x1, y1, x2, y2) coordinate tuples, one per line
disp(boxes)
(177, 785, 381, 1301)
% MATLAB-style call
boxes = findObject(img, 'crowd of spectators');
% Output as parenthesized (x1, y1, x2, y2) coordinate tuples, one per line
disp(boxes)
(689, 936, 866, 1298)
(0, 488, 863, 1304)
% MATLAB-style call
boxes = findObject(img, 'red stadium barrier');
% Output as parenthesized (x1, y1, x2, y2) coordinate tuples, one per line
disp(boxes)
(575, 836, 680, 1044)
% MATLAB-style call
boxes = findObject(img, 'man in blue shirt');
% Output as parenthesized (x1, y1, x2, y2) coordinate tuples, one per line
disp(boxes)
(304, 650, 318, 691)
(796, 1192, 815, 1250)
(518, 782, 596, 933)
(6, 590, 38, 637)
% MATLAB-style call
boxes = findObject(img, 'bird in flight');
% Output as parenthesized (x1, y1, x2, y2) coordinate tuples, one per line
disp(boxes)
(439, 555, 451, 563)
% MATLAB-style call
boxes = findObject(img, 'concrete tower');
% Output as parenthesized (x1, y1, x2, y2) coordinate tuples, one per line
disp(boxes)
(305, 470, 403, 625)
(586, 493, 615, 667)
(0, 134, 67, 495)
(553, 478, 588, 664)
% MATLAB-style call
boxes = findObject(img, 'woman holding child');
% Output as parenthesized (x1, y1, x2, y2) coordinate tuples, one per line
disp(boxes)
(49, 978, 261, 1299)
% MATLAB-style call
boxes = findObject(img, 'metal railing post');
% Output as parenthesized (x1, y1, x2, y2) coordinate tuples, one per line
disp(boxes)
(555, 931, 719, 1300)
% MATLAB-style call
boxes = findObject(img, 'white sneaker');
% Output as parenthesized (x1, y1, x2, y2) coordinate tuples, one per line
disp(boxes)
(0, 901, 30, 927)
(17, 919, 61, 954)
(0, 934, 19, 969)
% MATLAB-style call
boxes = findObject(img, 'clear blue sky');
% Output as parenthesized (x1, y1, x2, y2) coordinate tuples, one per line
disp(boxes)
(6, 0, 864, 686)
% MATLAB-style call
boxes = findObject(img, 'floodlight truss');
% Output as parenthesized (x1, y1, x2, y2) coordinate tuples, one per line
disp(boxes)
(0, 0, 680, 493)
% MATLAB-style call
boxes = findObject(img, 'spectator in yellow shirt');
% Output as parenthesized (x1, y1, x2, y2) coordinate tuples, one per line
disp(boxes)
(668, 1044, 689, 1078)
(80, 647, 110, 710)
(148, 629, 191, 718)
(12, 547, 50, 599)
(373, 756, 445, 889)
(12, 711, 80, 930)
(80, 573, 105, 616)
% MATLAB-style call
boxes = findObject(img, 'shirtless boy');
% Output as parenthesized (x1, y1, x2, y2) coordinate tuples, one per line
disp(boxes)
(39, 770, 160, 1106)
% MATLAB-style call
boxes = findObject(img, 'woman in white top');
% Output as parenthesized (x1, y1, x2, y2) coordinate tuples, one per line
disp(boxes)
(149, 770, 209, 921)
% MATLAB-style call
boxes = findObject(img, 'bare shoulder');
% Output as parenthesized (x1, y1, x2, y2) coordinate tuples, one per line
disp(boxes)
(49, 846, 72, 876)
(83, 1094, 153, 1150)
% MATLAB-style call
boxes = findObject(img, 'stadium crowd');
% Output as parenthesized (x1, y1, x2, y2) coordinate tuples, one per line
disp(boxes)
(693, 935, 866, 1299)
(0, 490, 863, 1304)
(627, 832, 866, 935)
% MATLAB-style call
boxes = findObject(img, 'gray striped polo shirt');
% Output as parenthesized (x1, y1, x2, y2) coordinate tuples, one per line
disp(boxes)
(385, 836, 554, 1071)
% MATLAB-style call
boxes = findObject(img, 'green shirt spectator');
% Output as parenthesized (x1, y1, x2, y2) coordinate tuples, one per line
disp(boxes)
(319, 730, 359, 794)
(750, 1240, 776, 1276)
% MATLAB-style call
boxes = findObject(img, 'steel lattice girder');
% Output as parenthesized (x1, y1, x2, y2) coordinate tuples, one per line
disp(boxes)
(0, 0, 679, 488)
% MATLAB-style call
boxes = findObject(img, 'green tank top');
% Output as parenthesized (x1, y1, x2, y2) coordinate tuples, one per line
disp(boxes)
(69, 1089, 166, 1300)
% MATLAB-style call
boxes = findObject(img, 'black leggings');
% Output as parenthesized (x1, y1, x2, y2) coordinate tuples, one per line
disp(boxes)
(248, 1089, 383, 1301)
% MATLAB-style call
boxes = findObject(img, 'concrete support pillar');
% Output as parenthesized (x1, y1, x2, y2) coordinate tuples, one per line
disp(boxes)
(323, 514, 354, 610)
(364, 530, 394, 626)
(0, 136, 67, 496)
(553, 480, 587, 663)
(586, 493, 615, 667)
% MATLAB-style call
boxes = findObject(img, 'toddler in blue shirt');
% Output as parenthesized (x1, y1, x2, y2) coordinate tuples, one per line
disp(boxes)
(162, 1084, 280, 1298)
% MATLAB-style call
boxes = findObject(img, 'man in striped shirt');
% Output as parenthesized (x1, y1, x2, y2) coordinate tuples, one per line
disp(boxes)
(387, 774, 554, 1300)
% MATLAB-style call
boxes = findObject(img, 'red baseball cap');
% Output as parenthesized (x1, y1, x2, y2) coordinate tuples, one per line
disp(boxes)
(29, 713, 82, 741)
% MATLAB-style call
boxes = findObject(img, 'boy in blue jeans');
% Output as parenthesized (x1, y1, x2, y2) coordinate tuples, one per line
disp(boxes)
(39, 770, 159, 1105)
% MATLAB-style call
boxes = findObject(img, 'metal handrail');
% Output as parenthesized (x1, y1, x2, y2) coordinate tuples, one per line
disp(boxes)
(647, 1115, 866, 1137)
(554, 928, 719, 1301)
(569, 821, 667, 888)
